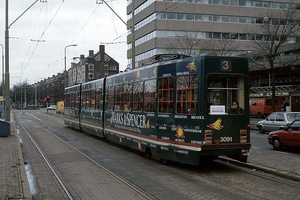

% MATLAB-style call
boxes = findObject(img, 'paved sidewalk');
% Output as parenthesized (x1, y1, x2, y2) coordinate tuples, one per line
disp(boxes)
(0, 114, 32, 200)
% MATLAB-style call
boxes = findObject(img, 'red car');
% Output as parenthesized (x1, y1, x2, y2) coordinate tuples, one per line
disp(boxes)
(268, 118, 300, 150)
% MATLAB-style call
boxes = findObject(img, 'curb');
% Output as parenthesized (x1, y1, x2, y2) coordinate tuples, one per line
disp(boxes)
(219, 156, 300, 182)
(11, 113, 33, 199)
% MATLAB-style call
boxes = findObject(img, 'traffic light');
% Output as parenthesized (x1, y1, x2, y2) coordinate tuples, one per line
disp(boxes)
(44, 96, 50, 102)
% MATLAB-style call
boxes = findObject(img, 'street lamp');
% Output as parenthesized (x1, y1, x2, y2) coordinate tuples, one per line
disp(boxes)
(0, 44, 4, 119)
(4, 0, 44, 123)
(64, 44, 77, 90)
(0, 44, 4, 97)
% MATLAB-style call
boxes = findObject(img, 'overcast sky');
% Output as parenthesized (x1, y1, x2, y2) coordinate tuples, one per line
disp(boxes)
(0, 0, 128, 88)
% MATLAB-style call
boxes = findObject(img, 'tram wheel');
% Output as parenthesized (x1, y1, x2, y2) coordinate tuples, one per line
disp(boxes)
(238, 156, 248, 163)
(161, 158, 168, 165)
(145, 148, 152, 158)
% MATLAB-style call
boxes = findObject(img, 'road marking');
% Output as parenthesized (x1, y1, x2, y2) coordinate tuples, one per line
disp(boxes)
(274, 151, 289, 155)
(28, 113, 41, 121)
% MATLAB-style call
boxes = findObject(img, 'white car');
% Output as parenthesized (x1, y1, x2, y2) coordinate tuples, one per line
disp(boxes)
(256, 112, 300, 134)
(47, 105, 57, 111)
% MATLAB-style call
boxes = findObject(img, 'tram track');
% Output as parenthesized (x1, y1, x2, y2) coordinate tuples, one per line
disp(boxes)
(14, 111, 155, 200)
(217, 157, 300, 185)
(14, 110, 300, 200)
(165, 158, 300, 199)
(213, 159, 300, 198)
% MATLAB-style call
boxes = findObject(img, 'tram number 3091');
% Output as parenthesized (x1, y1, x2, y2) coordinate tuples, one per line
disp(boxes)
(220, 137, 233, 142)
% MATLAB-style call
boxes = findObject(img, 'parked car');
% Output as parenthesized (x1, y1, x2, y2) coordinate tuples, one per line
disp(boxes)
(47, 105, 57, 111)
(268, 118, 300, 150)
(256, 112, 300, 134)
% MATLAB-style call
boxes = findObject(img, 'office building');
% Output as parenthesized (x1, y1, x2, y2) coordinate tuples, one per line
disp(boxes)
(126, 0, 300, 67)
(126, 0, 300, 111)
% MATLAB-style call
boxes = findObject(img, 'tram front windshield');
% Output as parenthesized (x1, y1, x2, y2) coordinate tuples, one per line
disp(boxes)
(207, 74, 245, 115)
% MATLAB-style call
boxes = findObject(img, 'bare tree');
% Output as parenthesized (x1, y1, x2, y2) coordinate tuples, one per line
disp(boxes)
(249, 5, 300, 111)
(201, 39, 239, 56)
(167, 31, 238, 57)
(167, 31, 202, 56)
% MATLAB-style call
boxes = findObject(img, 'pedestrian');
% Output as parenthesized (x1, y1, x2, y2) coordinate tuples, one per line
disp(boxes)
(229, 101, 244, 114)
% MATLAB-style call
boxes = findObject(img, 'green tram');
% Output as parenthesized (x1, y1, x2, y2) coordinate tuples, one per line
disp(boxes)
(64, 55, 251, 166)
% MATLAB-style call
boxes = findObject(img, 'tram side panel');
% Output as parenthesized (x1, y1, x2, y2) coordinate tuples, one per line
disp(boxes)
(80, 79, 106, 138)
(154, 58, 204, 165)
(64, 84, 82, 130)
(103, 66, 158, 153)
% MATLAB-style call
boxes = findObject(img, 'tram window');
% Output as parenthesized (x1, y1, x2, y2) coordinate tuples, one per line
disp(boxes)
(75, 93, 80, 109)
(107, 86, 114, 111)
(207, 74, 245, 115)
(95, 90, 102, 110)
(86, 90, 91, 110)
(123, 83, 132, 112)
(176, 75, 198, 114)
(133, 82, 143, 112)
(115, 85, 122, 111)
(158, 77, 174, 113)
(82, 91, 87, 109)
(91, 90, 96, 110)
(64, 96, 68, 108)
(70, 94, 74, 108)
(144, 79, 156, 113)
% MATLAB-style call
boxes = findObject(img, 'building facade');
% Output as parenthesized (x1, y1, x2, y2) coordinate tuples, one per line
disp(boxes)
(126, 0, 300, 111)
(22, 45, 119, 107)
(68, 45, 119, 86)
(126, 0, 300, 67)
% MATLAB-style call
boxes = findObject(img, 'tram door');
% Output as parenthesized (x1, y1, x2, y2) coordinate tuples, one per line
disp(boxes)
(156, 64, 176, 146)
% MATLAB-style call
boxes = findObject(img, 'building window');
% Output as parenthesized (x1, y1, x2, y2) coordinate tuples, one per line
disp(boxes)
(94, 54, 101, 61)
(239, 0, 246, 6)
(195, 14, 203, 21)
(230, 0, 238, 6)
(213, 32, 221, 39)
(222, 16, 230, 22)
(222, 0, 229, 5)
(104, 64, 108, 70)
(88, 64, 94, 71)
(88, 73, 94, 80)
(105, 55, 111, 61)
(167, 13, 176, 20)
(109, 65, 117, 70)
(186, 14, 194, 20)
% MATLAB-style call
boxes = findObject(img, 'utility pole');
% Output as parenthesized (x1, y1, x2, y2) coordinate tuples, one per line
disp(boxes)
(64, 44, 77, 90)
(5, 0, 10, 121)
(131, 1, 135, 69)
(97, 0, 133, 68)
(5, 0, 43, 122)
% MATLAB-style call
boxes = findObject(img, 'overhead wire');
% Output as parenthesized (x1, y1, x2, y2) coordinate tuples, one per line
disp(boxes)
(18, 0, 128, 84)
(20, 3, 45, 78)
(45, 2, 101, 76)
(20, 0, 66, 79)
